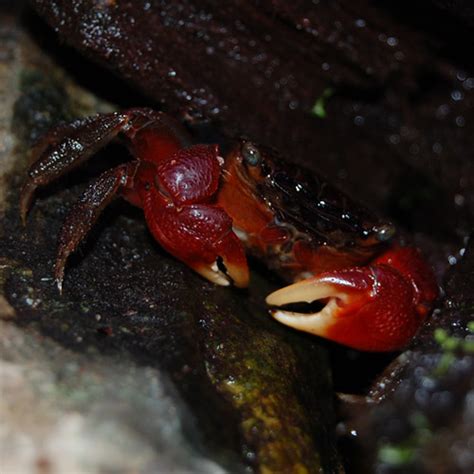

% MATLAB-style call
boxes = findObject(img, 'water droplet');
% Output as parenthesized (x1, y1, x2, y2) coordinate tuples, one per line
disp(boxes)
(454, 194, 465, 206)
(462, 77, 474, 90)
(387, 36, 398, 47)
(409, 143, 420, 155)
(451, 90, 463, 101)
(455, 116, 465, 127)
(394, 51, 404, 61)
(388, 134, 400, 145)
(289, 100, 299, 110)
(436, 104, 450, 119)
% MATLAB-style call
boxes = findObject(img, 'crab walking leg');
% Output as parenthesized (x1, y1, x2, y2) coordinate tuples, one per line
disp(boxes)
(20, 108, 186, 224)
(21, 113, 130, 223)
(266, 248, 438, 351)
(55, 162, 139, 292)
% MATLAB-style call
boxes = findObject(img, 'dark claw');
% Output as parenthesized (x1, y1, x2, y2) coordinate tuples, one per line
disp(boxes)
(20, 109, 190, 223)
(20, 113, 132, 221)
(19, 180, 37, 225)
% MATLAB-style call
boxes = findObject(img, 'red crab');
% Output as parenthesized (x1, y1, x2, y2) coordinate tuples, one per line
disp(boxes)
(21, 108, 438, 352)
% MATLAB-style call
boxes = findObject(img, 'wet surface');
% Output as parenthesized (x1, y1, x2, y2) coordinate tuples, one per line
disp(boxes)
(1, 1, 474, 472)
(0, 8, 340, 473)
(30, 0, 474, 232)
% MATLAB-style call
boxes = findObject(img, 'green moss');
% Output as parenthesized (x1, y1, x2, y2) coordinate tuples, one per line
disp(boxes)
(202, 295, 334, 473)
(434, 352, 456, 376)
(409, 412, 429, 430)
(433, 328, 447, 344)
(464, 340, 474, 353)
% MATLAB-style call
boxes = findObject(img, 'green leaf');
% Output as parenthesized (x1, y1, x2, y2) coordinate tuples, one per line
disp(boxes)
(311, 88, 334, 119)
(378, 444, 415, 466)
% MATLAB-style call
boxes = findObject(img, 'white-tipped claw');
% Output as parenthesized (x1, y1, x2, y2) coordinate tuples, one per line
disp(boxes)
(266, 280, 345, 306)
(271, 298, 340, 336)
(194, 261, 232, 286)
(266, 278, 351, 336)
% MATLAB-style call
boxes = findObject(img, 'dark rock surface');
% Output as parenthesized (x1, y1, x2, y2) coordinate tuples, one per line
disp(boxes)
(30, 0, 474, 236)
(0, 5, 340, 473)
(1, 0, 474, 473)
(427, 0, 474, 29)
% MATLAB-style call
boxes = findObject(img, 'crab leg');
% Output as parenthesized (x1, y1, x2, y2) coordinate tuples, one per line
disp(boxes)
(54, 162, 139, 292)
(20, 108, 186, 223)
(266, 247, 438, 352)
(21, 113, 128, 223)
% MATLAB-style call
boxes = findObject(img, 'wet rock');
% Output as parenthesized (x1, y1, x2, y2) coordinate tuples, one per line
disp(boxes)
(427, 1, 474, 29)
(30, 0, 474, 241)
(0, 321, 227, 474)
(0, 5, 340, 473)
(3, 1, 474, 472)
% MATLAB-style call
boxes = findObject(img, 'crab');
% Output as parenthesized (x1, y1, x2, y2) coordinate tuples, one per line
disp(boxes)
(21, 108, 438, 352)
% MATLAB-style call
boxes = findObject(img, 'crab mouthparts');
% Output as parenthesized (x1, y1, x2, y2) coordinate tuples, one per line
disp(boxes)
(266, 279, 350, 335)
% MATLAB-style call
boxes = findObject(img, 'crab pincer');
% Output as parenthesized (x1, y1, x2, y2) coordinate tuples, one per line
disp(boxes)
(267, 247, 439, 351)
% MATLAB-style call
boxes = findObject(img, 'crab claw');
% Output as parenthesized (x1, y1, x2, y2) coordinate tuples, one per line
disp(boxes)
(142, 193, 249, 287)
(189, 228, 249, 288)
(266, 248, 438, 351)
(180, 205, 249, 288)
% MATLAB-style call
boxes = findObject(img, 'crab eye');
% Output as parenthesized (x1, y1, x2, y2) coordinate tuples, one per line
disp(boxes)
(241, 142, 261, 167)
